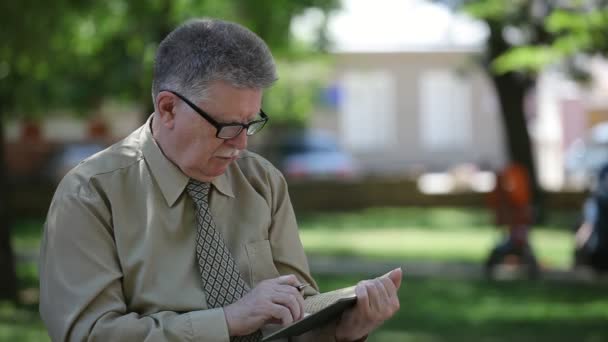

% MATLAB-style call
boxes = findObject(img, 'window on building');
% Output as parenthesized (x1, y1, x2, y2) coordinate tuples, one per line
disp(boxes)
(339, 70, 396, 151)
(419, 70, 472, 150)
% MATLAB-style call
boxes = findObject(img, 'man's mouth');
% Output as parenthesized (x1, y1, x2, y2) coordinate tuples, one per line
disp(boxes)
(216, 150, 240, 159)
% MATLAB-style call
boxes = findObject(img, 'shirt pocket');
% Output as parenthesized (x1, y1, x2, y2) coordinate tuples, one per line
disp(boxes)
(245, 239, 280, 285)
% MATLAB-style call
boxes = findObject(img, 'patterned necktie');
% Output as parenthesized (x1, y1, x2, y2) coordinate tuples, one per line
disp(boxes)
(187, 179, 262, 342)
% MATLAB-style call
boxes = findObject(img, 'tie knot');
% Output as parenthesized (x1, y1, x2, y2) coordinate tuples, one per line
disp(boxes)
(186, 179, 211, 207)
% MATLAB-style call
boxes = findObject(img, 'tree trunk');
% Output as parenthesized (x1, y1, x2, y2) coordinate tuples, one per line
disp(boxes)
(492, 73, 544, 217)
(0, 119, 19, 303)
(486, 21, 544, 220)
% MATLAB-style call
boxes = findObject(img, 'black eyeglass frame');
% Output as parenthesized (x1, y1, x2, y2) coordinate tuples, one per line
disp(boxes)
(163, 90, 269, 139)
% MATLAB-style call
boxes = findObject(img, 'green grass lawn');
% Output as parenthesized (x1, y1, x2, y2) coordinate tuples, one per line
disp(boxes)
(0, 302, 48, 342)
(298, 207, 577, 269)
(316, 275, 608, 342)
(4, 206, 598, 341)
(12, 207, 580, 269)
(4, 273, 607, 342)
(11, 219, 43, 253)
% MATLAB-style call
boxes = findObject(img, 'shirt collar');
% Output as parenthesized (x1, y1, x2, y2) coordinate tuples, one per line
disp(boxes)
(211, 170, 235, 199)
(141, 115, 235, 207)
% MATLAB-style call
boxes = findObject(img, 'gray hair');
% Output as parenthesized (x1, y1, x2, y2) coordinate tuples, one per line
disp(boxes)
(152, 18, 277, 103)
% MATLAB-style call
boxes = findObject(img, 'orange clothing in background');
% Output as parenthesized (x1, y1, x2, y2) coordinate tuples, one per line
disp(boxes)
(487, 163, 533, 226)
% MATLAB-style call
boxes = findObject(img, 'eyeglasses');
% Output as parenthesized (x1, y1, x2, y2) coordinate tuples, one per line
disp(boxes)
(164, 90, 269, 139)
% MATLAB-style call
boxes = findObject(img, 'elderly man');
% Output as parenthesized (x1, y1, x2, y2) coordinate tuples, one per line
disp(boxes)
(39, 18, 401, 341)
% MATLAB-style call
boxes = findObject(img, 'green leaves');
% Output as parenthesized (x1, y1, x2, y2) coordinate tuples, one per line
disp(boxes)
(546, 8, 608, 34)
(264, 58, 331, 127)
(463, 0, 526, 21)
(454, 1, 608, 75)
(492, 46, 562, 74)
(546, 9, 608, 55)
(1, 0, 338, 121)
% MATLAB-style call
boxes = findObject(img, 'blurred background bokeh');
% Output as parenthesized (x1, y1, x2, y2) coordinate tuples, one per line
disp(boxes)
(2, 0, 608, 341)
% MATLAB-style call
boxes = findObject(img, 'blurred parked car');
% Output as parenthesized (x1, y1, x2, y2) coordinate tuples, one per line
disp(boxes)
(277, 130, 357, 180)
(44, 142, 107, 183)
(565, 122, 608, 188)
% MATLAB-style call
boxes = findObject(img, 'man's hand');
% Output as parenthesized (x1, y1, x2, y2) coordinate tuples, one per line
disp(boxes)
(223, 274, 305, 336)
(335, 268, 402, 342)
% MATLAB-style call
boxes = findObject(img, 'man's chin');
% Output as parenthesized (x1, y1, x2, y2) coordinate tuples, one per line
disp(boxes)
(205, 159, 234, 177)
(185, 162, 231, 182)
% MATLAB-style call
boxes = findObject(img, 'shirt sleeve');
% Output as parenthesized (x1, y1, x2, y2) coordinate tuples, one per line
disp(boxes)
(265, 167, 337, 342)
(266, 167, 316, 289)
(39, 180, 230, 342)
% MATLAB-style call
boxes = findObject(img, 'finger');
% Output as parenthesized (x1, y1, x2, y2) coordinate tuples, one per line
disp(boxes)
(378, 275, 397, 299)
(365, 280, 381, 312)
(377, 277, 400, 316)
(275, 282, 304, 298)
(274, 274, 300, 287)
(295, 289, 305, 320)
(372, 279, 391, 310)
(269, 303, 294, 326)
(355, 281, 370, 314)
(275, 285, 305, 320)
(387, 268, 403, 289)
(376, 277, 401, 317)
(272, 289, 302, 321)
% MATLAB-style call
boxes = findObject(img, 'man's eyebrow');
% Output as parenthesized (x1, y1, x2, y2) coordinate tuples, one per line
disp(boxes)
(247, 112, 261, 121)
(220, 113, 260, 125)
(240, 111, 263, 123)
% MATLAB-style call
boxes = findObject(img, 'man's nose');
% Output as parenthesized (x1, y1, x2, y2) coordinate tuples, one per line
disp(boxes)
(226, 129, 248, 150)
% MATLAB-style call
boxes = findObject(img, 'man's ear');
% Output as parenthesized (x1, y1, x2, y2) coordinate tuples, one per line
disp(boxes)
(156, 91, 177, 129)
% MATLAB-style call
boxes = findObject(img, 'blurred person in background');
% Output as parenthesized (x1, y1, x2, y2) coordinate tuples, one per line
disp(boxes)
(485, 162, 539, 277)
(574, 163, 608, 273)
(38, 18, 401, 341)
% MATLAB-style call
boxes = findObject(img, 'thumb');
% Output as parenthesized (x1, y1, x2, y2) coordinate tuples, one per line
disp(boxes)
(385, 267, 402, 289)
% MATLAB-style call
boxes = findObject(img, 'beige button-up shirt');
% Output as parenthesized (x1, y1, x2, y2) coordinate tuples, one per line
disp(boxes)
(39, 118, 333, 341)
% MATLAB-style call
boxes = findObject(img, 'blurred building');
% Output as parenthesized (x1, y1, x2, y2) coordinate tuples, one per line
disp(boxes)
(301, 0, 505, 178)
(316, 49, 505, 177)
(540, 59, 608, 190)
(4, 101, 142, 184)
(295, 0, 608, 190)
